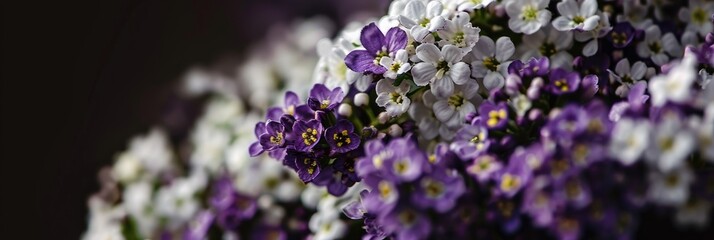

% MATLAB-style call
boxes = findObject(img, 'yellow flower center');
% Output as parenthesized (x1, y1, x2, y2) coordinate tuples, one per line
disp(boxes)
(301, 128, 319, 145)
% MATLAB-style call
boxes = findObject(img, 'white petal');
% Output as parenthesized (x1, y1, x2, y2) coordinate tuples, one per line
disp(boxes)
(636, 42, 651, 58)
(354, 74, 373, 92)
(432, 76, 455, 98)
(428, 16, 448, 32)
(557, 0, 579, 18)
(582, 39, 598, 57)
(652, 53, 669, 66)
(470, 61, 488, 78)
(662, 33, 682, 57)
(412, 63, 437, 86)
(460, 80, 480, 99)
(376, 78, 395, 94)
(645, 26, 662, 43)
(442, 45, 463, 63)
(450, 62, 471, 85)
(433, 100, 456, 122)
(581, 15, 600, 31)
(580, 0, 598, 16)
(495, 37, 515, 62)
(379, 57, 394, 69)
(615, 59, 631, 76)
(426, 1, 443, 17)
(398, 15, 417, 29)
(416, 43, 442, 63)
(483, 72, 505, 90)
(472, 36, 495, 59)
(404, 0, 426, 20)
(551, 17, 573, 31)
(395, 49, 409, 62)
(631, 61, 647, 80)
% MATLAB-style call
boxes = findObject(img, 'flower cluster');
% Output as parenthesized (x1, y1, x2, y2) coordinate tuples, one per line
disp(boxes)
(83, 18, 368, 240)
(251, 0, 714, 239)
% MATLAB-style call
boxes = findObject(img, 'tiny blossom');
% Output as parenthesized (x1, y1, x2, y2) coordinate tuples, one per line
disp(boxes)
(649, 54, 697, 106)
(471, 36, 516, 90)
(608, 118, 650, 166)
(433, 80, 482, 129)
(437, 12, 480, 54)
(645, 116, 695, 173)
(345, 23, 408, 75)
(375, 78, 411, 117)
(505, 0, 552, 35)
(608, 59, 647, 97)
(379, 49, 412, 79)
(412, 43, 471, 97)
(398, 0, 447, 43)
(678, 0, 714, 37)
(636, 25, 682, 66)
(552, 0, 601, 32)
(519, 26, 573, 69)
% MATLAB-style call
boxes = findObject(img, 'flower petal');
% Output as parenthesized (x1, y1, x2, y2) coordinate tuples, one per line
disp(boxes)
(386, 27, 408, 53)
(361, 23, 386, 54)
(450, 62, 471, 85)
(495, 37, 515, 62)
(412, 63, 437, 86)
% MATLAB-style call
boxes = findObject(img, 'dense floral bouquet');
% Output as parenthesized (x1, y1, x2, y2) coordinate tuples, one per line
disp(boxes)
(85, 0, 714, 239)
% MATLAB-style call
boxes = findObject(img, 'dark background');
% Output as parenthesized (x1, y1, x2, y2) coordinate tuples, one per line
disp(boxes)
(3, 0, 384, 239)
(3, 0, 714, 239)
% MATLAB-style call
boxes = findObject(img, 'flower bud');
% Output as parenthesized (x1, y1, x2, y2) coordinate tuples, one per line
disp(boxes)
(388, 124, 403, 137)
(378, 112, 390, 124)
(354, 93, 370, 107)
(338, 103, 352, 116)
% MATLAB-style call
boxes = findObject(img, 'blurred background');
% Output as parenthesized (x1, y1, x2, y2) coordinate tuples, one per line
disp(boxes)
(3, 0, 385, 239)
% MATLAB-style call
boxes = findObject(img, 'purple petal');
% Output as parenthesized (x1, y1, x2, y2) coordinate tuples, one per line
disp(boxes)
(249, 142, 264, 157)
(345, 50, 384, 74)
(361, 22, 386, 54)
(385, 27, 408, 53)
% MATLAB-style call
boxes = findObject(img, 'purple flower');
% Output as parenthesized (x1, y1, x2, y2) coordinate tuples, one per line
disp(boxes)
(498, 153, 533, 198)
(479, 101, 509, 130)
(292, 154, 321, 182)
(548, 68, 580, 95)
(384, 139, 429, 182)
(258, 120, 286, 151)
(362, 177, 400, 213)
(521, 177, 557, 227)
(509, 57, 550, 77)
(292, 119, 323, 152)
(543, 105, 588, 143)
(266, 91, 301, 120)
(307, 84, 345, 111)
(466, 154, 503, 183)
(450, 124, 489, 160)
(608, 22, 635, 48)
(325, 120, 361, 153)
(411, 167, 465, 213)
(249, 122, 267, 157)
(183, 211, 214, 240)
(380, 207, 432, 240)
(356, 139, 391, 177)
(345, 23, 408, 74)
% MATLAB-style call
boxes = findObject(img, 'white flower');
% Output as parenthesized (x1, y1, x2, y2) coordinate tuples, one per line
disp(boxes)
(398, 0, 448, 43)
(608, 118, 650, 166)
(552, 0, 601, 32)
(112, 152, 142, 183)
(457, 0, 496, 12)
(617, 0, 651, 29)
(155, 178, 201, 230)
(379, 49, 412, 79)
(678, 0, 714, 37)
(433, 80, 482, 128)
(123, 181, 158, 236)
(607, 59, 647, 97)
(573, 11, 612, 56)
(648, 166, 694, 206)
(128, 128, 174, 178)
(409, 91, 457, 140)
(314, 38, 364, 92)
(412, 43, 471, 98)
(519, 26, 573, 60)
(509, 94, 532, 118)
(376, 79, 412, 117)
(309, 210, 347, 240)
(649, 54, 697, 106)
(437, 12, 481, 54)
(191, 121, 231, 174)
(636, 25, 682, 66)
(505, 0, 551, 34)
(82, 197, 126, 240)
(645, 116, 695, 173)
(676, 198, 712, 228)
(693, 112, 714, 162)
(471, 36, 515, 90)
